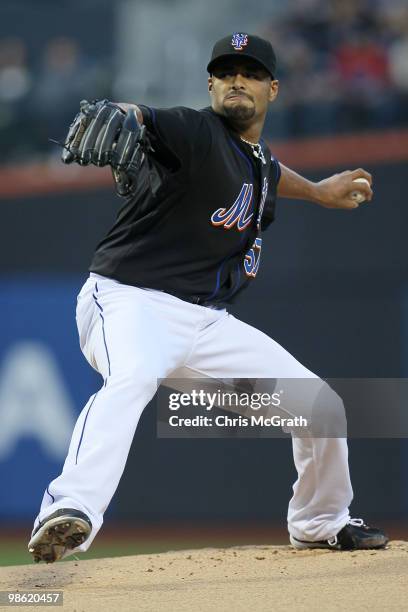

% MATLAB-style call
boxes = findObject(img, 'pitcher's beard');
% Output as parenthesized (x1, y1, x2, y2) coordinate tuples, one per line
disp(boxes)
(222, 102, 255, 123)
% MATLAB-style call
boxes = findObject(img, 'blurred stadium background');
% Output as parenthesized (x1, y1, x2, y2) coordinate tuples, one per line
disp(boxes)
(1, 0, 407, 565)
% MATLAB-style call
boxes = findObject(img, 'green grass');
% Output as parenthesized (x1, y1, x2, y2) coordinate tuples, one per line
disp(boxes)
(0, 538, 247, 567)
(0, 523, 291, 566)
(0, 541, 176, 566)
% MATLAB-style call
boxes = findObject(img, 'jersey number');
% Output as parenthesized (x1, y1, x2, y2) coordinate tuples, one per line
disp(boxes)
(244, 237, 262, 278)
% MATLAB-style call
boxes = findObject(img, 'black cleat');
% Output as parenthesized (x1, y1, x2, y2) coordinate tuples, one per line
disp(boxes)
(290, 518, 389, 551)
(28, 508, 92, 563)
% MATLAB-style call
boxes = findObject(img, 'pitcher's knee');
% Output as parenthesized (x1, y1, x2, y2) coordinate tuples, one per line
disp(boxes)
(311, 384, 347, 437)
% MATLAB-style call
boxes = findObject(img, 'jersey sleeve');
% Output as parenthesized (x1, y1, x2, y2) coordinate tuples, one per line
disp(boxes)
(272, 156, 281, 184)
(138, 105, 211, 173)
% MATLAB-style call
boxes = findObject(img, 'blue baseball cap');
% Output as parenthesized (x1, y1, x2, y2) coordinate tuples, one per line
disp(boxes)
(207, 33, 276, 78)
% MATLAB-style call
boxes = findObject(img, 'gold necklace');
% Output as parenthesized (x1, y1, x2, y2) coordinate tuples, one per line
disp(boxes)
(240, 136, 266, 165)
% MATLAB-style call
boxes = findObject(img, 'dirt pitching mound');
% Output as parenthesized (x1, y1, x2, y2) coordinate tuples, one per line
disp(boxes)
(1, 541, 407, 612)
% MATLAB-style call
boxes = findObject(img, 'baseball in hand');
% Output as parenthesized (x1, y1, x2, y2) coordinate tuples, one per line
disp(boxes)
(350, 178, 370, 204)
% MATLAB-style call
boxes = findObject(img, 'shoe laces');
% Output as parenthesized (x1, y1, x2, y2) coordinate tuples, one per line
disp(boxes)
(347, 518, 365, 527)
(327, 518, 366, 547)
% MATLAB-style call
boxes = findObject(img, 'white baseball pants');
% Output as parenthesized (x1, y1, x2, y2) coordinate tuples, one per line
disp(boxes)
(33, 274, 353, 551)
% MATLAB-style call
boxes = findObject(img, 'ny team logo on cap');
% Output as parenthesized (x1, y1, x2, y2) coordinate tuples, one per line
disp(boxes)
(231, 33, 248, 51)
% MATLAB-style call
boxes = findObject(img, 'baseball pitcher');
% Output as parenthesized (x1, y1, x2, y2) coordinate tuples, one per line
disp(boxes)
(28, 33, 387, 563)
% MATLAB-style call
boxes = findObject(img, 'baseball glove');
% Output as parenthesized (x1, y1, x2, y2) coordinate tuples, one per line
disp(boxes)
(61, 99, 152, 195)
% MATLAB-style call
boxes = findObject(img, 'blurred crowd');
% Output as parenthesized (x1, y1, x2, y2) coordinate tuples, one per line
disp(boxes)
(0, 36, 112, 161)
(0, 0, 407, 162)
(263, 0, 408, 138)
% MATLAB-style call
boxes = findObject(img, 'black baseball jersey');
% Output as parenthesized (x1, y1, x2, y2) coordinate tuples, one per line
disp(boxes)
(90, 106, 281, 306)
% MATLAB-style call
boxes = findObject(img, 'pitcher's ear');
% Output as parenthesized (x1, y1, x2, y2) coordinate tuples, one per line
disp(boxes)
(269, 79, 279, 102)
(208, 76, 213, 92)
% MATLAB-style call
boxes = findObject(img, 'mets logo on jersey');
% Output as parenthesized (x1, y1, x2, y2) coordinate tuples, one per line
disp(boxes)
(231, 33, 248, 51)
(210, 183, 254, 231)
